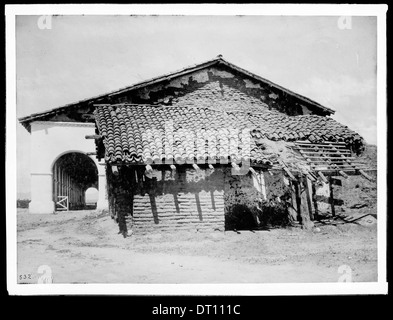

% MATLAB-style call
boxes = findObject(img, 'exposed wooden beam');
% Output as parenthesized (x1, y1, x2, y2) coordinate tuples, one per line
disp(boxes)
(170, 164, 176, 171)
(86, 152, 97, 156)
(111, 165, 119, 176)
(306, 173, 317, 182)
(283, 167, 297, 181)
(231, 162, 240, 170)
(82, 114, 96, 120)
(295, 140, 346, 146)
(317, 171, 328, 184)
(338, 170, 349, 179)
(85, 134, 102, 140)
(359, 169, 374, 181)
(192, 163, 201, 171)
(249, 167, 257, 176)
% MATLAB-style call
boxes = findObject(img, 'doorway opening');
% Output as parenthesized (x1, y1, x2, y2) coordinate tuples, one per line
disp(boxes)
(52, 152, 98, 211)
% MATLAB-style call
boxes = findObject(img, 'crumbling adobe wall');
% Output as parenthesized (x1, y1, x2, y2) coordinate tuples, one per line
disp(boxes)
(131, 166, 226, 234)
(314, 181, 331, 215)
(224, 168, 292, 230)
(224, 168, 261, 230)
(333, 144, 377, 214)
(110, 65, 323, 116)
(259, 171, 292, 227)
(331, 171, 377, 216)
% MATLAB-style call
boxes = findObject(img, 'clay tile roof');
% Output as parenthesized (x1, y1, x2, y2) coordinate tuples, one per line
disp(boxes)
(94, 104, 363, 165)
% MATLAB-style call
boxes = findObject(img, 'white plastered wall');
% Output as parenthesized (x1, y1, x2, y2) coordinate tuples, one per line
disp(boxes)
(29, 121, 108, 214)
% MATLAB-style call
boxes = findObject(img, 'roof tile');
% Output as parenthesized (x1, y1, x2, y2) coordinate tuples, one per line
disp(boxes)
(94, 104, 363, 165)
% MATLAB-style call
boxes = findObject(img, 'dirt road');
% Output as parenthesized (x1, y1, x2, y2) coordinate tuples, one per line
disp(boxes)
(16, 209, 377, 284)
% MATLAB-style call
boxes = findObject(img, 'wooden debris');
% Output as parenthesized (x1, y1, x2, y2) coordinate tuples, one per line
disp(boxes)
(170, 164, 176, 171)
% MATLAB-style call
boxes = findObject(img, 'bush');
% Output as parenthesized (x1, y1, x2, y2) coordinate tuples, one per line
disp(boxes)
(225, 204, 258, 231)
(257, 200, 291, 228)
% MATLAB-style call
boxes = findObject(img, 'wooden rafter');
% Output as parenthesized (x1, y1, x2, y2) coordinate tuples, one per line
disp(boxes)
(294, 141, 372, 179)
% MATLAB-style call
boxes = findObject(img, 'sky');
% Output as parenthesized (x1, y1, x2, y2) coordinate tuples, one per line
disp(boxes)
(14, 14, 378, 197)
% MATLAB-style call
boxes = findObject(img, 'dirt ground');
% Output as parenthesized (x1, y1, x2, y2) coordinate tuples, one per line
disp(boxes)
(16, 207, 377, 284)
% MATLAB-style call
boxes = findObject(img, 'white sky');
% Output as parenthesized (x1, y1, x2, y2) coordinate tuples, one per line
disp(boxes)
(15, 14, 378, 197)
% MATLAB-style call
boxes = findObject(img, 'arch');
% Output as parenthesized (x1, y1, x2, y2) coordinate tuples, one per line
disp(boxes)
(52, 151, 98, 211)
(50, 149, 97, 171)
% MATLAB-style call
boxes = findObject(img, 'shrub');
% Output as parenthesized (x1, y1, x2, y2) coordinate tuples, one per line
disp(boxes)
(257, 200, 291, 228)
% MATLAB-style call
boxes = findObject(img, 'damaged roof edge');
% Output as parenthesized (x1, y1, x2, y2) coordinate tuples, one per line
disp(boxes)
(18, 55, 335, 128)
(217, 58, 335, 114)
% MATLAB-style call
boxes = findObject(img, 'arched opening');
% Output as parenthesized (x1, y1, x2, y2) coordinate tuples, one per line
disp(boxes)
(85, 187, 99, 209)
(52, 152, 98, 211)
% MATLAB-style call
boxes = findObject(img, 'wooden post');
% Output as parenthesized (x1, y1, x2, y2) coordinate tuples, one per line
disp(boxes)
(294, 181, 302, 223)
(53, 163, 57, 202)
(311, 182, 319, 220)
(57, 166, 60, 199)
(329, 177, 335, 217)
(60, 168, 62, 198)
(288, 181, 298, 223)
(297, 176, 314, 229)
(305, 177, 315, 220)
(66, 173, 69, 202)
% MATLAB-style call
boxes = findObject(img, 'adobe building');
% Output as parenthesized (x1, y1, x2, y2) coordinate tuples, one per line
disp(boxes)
(19, 56, 372, 234)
